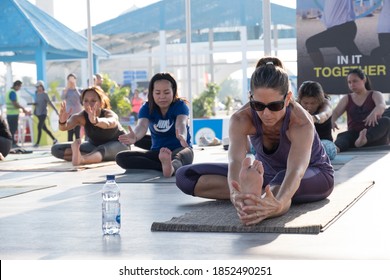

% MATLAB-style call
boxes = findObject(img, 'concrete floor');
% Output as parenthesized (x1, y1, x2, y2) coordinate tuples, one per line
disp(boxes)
(0, 144, 390, 260)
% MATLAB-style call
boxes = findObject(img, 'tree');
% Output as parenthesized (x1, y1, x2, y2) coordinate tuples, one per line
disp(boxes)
(100, 74, 132, 118)
(192, 83, 220, 118)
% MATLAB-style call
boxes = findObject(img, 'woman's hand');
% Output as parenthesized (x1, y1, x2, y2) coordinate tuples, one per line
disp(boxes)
(231, 183, 288, 226)
(85, 102, 99, 125)
(364, 110, 381, 127)
(176, 129, 189, 147)
(118, 126, 137, 145)
(59, 101, 71, 123)
(239, 185, 288, 226)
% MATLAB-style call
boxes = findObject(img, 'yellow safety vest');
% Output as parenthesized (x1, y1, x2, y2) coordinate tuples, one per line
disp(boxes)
(5, 89, 19, 115)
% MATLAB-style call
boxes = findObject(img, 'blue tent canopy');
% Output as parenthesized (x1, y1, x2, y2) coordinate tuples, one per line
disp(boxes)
(0, 0, 109, 81)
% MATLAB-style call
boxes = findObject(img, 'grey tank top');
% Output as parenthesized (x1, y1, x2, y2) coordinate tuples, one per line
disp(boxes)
(249, 106, 334, 180)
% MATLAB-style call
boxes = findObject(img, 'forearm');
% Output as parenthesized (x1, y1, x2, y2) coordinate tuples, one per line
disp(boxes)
(275, 169, 303, 205)
(176, 122, 187, 139)
(93, 117, 118, 129)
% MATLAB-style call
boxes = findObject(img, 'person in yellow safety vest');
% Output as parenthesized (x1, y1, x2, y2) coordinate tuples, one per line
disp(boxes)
(5, 80, 31, 147)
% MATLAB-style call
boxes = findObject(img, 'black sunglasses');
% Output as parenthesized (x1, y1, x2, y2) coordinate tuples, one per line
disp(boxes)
(249, 93, 287, 112)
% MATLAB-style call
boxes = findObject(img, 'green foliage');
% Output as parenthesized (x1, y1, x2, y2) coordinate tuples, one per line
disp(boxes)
(224, 96, 233, 115)
(192, 83, 220, 118)
(101, 74, 132, 117)
(48, 81, 61, 102)
(218, 77, 240, 101)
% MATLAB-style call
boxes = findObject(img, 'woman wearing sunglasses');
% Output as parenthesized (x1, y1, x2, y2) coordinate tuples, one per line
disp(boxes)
(51, 86, 129, 166)
(175, 57, 334, 225)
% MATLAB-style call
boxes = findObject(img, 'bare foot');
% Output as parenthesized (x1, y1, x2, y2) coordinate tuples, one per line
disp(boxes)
(71, 139, 83, 166)
(0, 152, 4, 161)
(355, 128, 368, 148)
(239, 157, 264, 206)
(159, 147, 174, 177)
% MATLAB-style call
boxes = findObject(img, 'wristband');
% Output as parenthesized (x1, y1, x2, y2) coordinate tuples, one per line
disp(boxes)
(58, 120, 66, 125)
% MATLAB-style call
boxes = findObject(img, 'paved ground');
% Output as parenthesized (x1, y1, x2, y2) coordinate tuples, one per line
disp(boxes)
(0, 143, 389, 260)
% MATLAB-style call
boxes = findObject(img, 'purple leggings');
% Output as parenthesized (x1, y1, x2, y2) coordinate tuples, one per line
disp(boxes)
(175, 163, 334, 204)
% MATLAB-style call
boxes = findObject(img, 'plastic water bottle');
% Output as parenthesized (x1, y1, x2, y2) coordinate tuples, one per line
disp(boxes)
(102, 175, 121, 235)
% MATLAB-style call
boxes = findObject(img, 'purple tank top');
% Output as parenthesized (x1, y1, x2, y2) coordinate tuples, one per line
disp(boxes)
(249, 106, 333, 185)
(346, 91, 375, 132)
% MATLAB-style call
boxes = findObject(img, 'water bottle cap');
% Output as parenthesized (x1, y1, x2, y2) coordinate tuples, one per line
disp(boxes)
(106, 175, 115, 181)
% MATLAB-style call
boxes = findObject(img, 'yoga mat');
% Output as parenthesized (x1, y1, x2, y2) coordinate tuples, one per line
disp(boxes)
(330, 154, 355, 171)
(83, 169, 176, 184)
(0, 184, 57, 199)
(0, 156, 116, 172)
(151, 180, 375, 234)
(345, 144, 390, 152)
(5, 151, 52, 161)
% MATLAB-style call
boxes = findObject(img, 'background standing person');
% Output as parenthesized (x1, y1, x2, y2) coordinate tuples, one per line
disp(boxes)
(115, 72, 194, 177)
(32, 81, 59, 148)
(94, 73, 103, 88)
(175, 57, 334, 225)
(61, 73, 82, 141)
(52, 86, 128, 166)
(130, 89, 143, 123)
(5, 80, 31, 148)
(332, 68, 390, 152)
(0, 114, 12, 160)
(297, 81, 337, 159)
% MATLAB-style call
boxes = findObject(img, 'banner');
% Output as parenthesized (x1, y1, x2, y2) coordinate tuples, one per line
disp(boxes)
(297, 0, 389, 94)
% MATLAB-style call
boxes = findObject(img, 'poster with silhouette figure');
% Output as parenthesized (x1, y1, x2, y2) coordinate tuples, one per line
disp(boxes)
(297, 0, 389, 94)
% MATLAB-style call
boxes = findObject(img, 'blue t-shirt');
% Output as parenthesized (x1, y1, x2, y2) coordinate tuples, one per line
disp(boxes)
(9, 90, 17, 101)
(138, 99, 192, 150)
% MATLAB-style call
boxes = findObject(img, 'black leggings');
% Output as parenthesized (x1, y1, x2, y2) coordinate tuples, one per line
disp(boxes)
(175, 163, 334, 204)
(115, 140, 194, 173)
(67, 125, 80, 141)
(36, 115, 55, 144)
(6, 115, 18, 144)
(335, 117, 390, 152)
(306, 21, 361, 65)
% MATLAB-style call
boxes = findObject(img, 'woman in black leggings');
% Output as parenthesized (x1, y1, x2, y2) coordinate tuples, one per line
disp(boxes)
(116, 73, 194, 177)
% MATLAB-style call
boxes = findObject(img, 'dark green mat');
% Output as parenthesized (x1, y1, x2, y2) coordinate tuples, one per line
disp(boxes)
(151, 180, 375, 234)
(0, 184, 57, 199)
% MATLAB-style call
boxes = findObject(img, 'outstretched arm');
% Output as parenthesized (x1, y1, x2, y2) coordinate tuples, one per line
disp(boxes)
(175, 114, 189, 147)
(118, 118, 149, 145)
(331, 95, 348, 130)
(364, 91, 386, 127)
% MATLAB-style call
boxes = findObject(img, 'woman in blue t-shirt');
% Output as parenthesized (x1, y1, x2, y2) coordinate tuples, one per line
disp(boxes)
(116, 72, 193, 177)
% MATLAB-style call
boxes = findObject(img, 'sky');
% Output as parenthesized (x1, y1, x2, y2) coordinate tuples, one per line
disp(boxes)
(1, 0, 296, 80)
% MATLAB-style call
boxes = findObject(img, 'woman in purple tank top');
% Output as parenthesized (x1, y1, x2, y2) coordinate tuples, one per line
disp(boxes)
(176, 57, 334, 226)
(332, 68, 390, 152)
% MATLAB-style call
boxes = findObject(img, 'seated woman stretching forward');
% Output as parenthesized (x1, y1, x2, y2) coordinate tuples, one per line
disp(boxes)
(51, 86, 129, 165)
(297, 80, 337, 159)
(332, 68, 390, 152)
(176, 57, 334, 225)
(115, 72, 194, 177)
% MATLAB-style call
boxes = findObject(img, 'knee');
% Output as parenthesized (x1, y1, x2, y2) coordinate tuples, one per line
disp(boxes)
(175, 166, 196, 196)
(115, 151, 127, 168)
(51, 145, 62, 159)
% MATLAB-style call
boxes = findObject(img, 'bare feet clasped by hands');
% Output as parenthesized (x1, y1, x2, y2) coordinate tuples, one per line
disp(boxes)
(231, 157, 284, 226)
